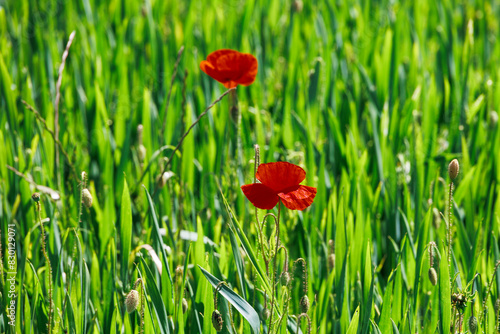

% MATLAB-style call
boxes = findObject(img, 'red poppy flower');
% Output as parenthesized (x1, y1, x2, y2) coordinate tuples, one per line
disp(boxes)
(241, 162, 317, 211)
(200, 49, 258, 88)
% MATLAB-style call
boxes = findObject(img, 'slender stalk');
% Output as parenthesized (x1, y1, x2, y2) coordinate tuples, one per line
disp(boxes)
(160, 46, 185, 145)
(21, 100, 78, 181)
(54, 31, 76, 186)
(447, 181, 453, 277)
(36, 201, 53, 334)
(481, 261, 500, 323)
(151, 88, 236, 198)
(268, 201, 281, 333)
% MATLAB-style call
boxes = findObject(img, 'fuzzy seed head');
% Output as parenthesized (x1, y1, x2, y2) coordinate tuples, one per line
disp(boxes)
(448, 159, 459, 181)
(82, 188, 93, 208)
(428, 268, 437, 286)
(182, 298, 188, 314)
(125, 290, 139, 313)
(280, 271, 291, 286)
(468, 315, 478, 334)
(138, 145, 147, 162)
(495, 298, 500, 313)
(432, 208, 441, 229)
(300, 295, 310, 313)
(32, 192, 40, 202)
(211, 310, 223, 332)
(262, 307, 271, 320)
(327, 254, 335, 271)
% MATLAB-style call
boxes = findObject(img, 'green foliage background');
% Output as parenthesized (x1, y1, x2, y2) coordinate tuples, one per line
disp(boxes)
(1, 0, 500, 332)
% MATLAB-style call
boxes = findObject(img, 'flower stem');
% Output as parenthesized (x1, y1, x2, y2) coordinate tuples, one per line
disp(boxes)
(448, 181, 453, 279)
(268, 201, 281, 333)
(37, 202, 53, 334)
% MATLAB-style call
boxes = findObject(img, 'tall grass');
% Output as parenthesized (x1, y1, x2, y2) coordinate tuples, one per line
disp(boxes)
(1, 0, 500, 333)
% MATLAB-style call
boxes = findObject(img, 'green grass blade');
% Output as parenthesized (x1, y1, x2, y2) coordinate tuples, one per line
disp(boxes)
(198, 265, 260, 334)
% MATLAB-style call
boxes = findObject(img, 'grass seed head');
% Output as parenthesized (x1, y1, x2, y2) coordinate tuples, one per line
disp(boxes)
(428, 268, 437, 286)
(82, 188, 93, 208)
(300, 295, 310, 313)
(211, 310, 223, 332)
(125, 290, 139, 313)
(432, 208, 441, 229)
(448, 159, 459, 181)
(32, 192, 40, 202)
(182, 298, 188, 314)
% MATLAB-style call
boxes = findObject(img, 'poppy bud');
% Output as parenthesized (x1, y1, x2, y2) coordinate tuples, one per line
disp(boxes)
(428, 268, 437, 286)
(299, 295, 310, 313)
(262, 307, 271, 320)
(468, 315, 478, 334)
(327, 254, 335, 271)
(125, 290, 139, 313)
(32, 192, 40, 202)
(280, 271, 291, 286)
(82, 188, 93, 208)
(182, 298, 188, 314)
(211, 310, 223, 332)
(448, 159, 459, 181)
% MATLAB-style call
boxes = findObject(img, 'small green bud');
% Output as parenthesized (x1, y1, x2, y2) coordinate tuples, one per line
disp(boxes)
(32, 192, 40, 202)
(468, 315, 478, 334)
(262, 307, 271, 320)
(280, 271, 291, 286)
(125, 290, 139, 313)
(448, 159, 459, 181)
(428, 268, 437, 286)
(211, 310, 223, 332)
(327, 254, 335, 271)
(299, 295, 310, 313)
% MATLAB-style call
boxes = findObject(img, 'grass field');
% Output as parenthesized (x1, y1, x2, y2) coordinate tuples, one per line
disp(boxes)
(1, 0, 500, 333)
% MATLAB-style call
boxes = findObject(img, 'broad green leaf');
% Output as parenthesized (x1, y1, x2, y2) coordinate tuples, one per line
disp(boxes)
(198, 265, 260, 334)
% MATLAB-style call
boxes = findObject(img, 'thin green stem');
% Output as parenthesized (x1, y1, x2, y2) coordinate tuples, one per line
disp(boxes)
(448, 181, 453, 280)
(268, 201, 281, 333)
(37, 202, 53, 334)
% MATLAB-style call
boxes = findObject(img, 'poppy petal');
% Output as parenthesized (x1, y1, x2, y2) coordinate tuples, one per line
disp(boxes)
(201, 49, 258, 88)
(233, 54, 258, 86)
(278, 185, 317, 211)
(200, 60, 234, 87)
(256, 162, 306, 192)
(241, 183, 279, 210)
